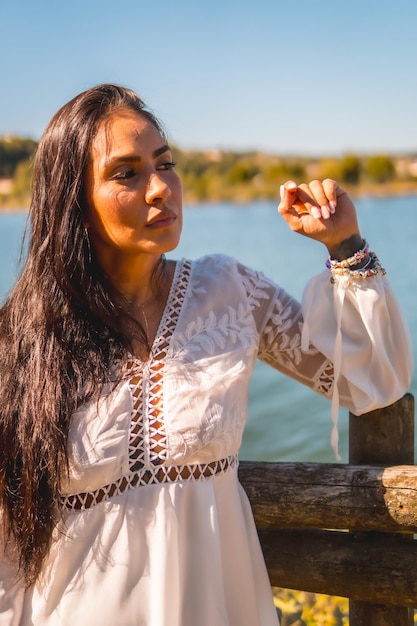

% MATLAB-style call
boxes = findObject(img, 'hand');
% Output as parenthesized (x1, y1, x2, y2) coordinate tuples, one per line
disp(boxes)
(278, 179, 363, 258)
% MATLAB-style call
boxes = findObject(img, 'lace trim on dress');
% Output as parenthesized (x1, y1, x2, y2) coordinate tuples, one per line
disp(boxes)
(312, 359, 334, 397)
(129, 259, 192, 468)
(60, 454, 239, 511)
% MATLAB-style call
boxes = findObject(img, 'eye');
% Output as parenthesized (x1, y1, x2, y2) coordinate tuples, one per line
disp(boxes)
(113, 168, 136, 181)
(157, 161, 176, 171)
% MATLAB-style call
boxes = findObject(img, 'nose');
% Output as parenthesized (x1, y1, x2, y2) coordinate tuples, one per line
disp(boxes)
(145, 172, 172, 205)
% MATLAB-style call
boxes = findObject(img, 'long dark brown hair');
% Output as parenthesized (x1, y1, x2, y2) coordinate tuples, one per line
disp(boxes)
(0, 84, 166, 585)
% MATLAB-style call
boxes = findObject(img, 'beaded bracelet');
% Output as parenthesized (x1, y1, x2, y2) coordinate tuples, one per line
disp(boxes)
(325, 239, 369, 269)
(329, 251, 386, 283)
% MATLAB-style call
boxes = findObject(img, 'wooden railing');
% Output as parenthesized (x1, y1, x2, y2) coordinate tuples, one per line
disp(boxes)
(238, 393, 416, 626)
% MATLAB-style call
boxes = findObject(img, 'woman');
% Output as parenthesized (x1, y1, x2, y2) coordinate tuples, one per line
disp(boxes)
(0, 84, 412, 626)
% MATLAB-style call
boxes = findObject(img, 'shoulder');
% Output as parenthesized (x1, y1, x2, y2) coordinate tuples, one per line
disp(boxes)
(185, 254, 278, 301)
(190, 253, 238, 271)
(189, 253, 260, 281)
(188, 254, 252, 287)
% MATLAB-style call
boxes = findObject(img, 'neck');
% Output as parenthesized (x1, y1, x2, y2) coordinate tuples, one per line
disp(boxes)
(96, 250, 165, 307)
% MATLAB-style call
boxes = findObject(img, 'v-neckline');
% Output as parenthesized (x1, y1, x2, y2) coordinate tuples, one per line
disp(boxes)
(127, 258, 190, 364)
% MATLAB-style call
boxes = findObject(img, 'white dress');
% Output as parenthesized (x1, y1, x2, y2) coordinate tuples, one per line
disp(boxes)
(0, 254, 413, 626)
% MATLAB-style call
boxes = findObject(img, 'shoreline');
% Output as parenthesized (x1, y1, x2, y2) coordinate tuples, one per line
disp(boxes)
(1, 182, 417, 213)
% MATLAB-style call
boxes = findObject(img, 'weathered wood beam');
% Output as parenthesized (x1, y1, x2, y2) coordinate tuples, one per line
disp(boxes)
(238, 461, 417, 532)
(258, 527, 417, 608)
(348, 394, 415, 625)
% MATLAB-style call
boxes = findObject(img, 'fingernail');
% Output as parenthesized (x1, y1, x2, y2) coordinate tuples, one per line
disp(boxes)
(321, 205, 331, 220)
(280, 185, 285, 200)
(287, 182, 297, 190)
(311, 206, 321, 219)
(329, 201, 336, 213)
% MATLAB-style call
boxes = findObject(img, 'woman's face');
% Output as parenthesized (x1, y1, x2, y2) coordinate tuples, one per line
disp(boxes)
(84, 109, 183, 267)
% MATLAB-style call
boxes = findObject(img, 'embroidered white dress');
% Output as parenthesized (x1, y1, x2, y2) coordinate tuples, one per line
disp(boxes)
(0, 254, 412, 626)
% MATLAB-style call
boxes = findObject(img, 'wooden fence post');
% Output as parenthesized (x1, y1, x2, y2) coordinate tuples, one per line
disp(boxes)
(348, 393, 415, 626)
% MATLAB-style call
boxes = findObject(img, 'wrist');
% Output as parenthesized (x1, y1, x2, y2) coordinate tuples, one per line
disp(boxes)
(326, 234, 365, 262)
(325, 237, 386, 283)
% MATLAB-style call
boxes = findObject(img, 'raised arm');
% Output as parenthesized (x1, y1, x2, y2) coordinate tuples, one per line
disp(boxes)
(276, 179, 413, 458)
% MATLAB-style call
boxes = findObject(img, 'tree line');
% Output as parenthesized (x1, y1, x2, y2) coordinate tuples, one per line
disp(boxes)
(1, 136, 416, 209)
(173, 147, 417, 202)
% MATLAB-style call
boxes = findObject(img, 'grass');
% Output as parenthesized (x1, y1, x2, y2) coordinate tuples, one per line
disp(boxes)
(273, 588, 417, 625)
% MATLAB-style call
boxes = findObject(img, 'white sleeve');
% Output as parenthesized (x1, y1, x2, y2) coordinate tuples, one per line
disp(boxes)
(301, 269, 413, 457)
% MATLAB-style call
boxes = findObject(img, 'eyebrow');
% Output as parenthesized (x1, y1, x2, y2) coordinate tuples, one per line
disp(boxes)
(103, 144, 171, 169)
(153, 144, 171, 158)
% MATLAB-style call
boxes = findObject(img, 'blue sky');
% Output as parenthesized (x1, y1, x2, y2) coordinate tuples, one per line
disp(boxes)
(1, 0, 416, 155)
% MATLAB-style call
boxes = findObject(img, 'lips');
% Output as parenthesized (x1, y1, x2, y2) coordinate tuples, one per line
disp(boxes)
(146, 211, 176, 228)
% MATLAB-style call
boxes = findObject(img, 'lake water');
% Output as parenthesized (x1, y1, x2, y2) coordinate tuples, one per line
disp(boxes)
(1, 195, 416, 463)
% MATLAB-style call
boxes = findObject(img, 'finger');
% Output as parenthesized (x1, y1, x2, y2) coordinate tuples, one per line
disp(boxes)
(278, 180, 298, 213)
(296, 183, 323, 219)
(279, 181, 317, 221)
(305, 180, 334, 220)
(322, 178, 338, 213)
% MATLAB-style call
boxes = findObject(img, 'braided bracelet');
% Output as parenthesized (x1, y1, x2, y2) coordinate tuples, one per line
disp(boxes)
(329, 251, 386, 283)
(325, 239, 369, 269)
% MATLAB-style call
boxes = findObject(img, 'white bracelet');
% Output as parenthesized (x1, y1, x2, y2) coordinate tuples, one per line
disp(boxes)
(326, 239, 369, 269)
(329, 251, 386, 283)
